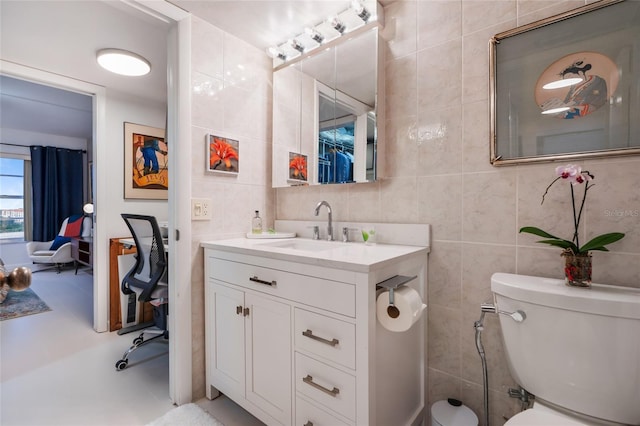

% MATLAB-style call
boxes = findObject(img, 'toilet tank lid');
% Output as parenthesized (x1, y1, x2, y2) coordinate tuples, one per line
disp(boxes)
(491, 273, 640, 320)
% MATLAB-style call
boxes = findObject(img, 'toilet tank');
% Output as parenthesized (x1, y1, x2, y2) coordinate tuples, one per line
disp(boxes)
(491, 273, 640, 425)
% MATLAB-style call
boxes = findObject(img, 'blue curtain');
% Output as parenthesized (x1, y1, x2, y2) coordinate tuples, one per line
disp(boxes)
(30, 146, 84, 241)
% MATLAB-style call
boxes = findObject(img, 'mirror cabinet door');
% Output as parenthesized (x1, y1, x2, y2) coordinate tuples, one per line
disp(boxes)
(272, 27, 382, 187)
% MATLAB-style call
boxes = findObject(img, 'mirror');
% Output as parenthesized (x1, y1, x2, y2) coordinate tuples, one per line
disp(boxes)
(272, 27, 382, 187)
(490, 0, 640, 165)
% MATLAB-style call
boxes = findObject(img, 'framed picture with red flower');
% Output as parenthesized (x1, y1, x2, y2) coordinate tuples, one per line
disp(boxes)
(288, 152, 308, 183)
(206, 134, 239, 175)
(124, 122, 167, 200)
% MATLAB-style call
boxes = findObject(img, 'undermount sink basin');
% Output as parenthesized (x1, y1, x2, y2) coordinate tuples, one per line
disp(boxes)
(259, 239, 349, 252)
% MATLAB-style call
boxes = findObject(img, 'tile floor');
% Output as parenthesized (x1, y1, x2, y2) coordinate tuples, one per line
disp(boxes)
(0, 249, 263, 426)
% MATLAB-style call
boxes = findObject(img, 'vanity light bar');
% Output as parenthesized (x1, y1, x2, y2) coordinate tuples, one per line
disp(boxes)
(267, 0, 381, 67)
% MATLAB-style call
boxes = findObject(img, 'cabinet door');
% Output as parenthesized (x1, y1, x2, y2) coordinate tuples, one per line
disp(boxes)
(245, 293, 292, 425)
(209, 283, 246, 398)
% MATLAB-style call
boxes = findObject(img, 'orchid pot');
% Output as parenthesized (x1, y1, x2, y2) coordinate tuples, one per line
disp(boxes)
(519, 164, 625, 289)
(561, 249, 592, 288)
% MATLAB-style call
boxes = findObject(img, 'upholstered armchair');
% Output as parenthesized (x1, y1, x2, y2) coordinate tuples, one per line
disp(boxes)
(26, 216, 91, 272)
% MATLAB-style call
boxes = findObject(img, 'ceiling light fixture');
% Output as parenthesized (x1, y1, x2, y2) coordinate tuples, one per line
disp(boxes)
(289, 39, 305, 53)
(304, 27, 325, 44)
(267, 0, 381, 68)
(266, 46, 287, 61)
(96, 48, 151, 76)
(351, 1, 371, 22)
(328, 16, 346, 34)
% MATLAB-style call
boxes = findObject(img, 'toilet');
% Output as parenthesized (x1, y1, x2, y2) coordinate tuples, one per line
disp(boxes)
(491, 273, 640, 426)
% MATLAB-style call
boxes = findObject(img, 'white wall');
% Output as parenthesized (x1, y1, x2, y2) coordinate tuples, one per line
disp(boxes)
(101, 89, 168, 240)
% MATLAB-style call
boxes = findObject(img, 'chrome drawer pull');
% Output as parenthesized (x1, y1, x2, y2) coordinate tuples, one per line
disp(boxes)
(304, 422, 313, 426)
(302, 329, 339, 347)
(249, 276, 276, 286)
(302, 375, 340, 397)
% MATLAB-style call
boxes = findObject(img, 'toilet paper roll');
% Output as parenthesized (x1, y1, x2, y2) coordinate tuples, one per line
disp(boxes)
(376, 286, 427, 332)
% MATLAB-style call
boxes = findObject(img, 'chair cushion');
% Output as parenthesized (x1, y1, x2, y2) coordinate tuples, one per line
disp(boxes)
(61, 215, 83, 237)
(50, 236, 71, 250)
(33, 250, 56, 256)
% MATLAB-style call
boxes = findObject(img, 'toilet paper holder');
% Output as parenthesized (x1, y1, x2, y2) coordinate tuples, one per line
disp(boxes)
(376, 275, 418, 319)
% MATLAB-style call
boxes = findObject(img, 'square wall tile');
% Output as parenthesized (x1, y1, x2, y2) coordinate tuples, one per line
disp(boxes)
(583, 160, 640, 254)
(428, 241, 462, 309)
(462, 243, 516, 313)
(462, 171, 517, 244)
(417, 105, 463, 176)
(417, 39, 462, 115)
(427, 304, 461, 377)
(381, 0, 417, 60)
(379, 177, 418, 223)
(418, 174, 463, 241)
(385, 54, 418, 122)
(417, 1, 462, 51)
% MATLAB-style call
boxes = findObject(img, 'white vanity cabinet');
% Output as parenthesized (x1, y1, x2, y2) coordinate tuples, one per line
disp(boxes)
(203, 235, 429, 426)
(207, 282, 291, 425)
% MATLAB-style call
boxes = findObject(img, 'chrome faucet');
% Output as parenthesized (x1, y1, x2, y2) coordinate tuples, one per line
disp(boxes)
(314, 200, 333, 241)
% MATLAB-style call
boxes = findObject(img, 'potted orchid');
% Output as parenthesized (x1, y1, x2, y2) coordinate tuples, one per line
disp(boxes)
(519, 164, 624, 287)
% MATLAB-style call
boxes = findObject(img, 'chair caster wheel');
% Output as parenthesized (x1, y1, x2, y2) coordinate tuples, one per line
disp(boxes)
(133, 337, 143, 346)
(115, 359, 128, 371)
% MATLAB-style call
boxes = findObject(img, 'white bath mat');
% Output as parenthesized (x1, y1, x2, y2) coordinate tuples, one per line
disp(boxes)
(147, 403, 225, 426)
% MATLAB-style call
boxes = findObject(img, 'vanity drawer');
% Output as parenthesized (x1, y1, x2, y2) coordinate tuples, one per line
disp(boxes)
(295, 352, 356, 421)
(296, 396, 351, 426)
(209, 257, 355, 316)
(295, 308, 355, 369)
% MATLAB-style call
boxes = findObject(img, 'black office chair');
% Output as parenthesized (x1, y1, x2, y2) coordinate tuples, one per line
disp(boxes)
(115, 214, 168, 371)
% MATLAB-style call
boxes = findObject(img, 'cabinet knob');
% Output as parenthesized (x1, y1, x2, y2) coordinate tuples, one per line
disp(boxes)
(236, 305, 243, 315)
(243, 307, 250, 317)
(304, 422, 314, 426)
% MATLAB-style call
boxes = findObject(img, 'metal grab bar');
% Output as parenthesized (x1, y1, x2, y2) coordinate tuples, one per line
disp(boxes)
(302, 375, 340, 397)
(302, 329, 339, 347)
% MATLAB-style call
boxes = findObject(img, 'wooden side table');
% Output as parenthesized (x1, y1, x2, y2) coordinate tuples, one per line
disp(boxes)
(70, 237, 92, 274)
(108, 238, 153, 332)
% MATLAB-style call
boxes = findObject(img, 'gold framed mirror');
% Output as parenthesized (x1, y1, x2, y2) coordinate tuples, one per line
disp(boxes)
(490, 0, 640, 165)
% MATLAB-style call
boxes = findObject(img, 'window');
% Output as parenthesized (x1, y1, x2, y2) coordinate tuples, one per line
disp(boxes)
(0, 157, 25, 240)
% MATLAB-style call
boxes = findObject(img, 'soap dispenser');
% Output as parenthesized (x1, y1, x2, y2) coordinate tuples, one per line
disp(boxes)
(251, 210, 263, 234)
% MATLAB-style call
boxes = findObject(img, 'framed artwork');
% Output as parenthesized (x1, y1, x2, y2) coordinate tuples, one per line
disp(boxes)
(124, 122, 167, 199)
(490, 0, 640, 165)
(206, 134, 239, 174)
(288, 152, 308, 182)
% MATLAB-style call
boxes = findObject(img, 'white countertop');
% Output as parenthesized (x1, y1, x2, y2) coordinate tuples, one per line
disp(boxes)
(201, 237, 429, 272)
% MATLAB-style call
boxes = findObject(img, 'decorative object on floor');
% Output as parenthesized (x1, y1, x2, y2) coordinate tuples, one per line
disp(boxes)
(0, 258, 32, 304)
(124, 122, 167, 200)
(146, 403, 224, 426)
(206, 134, 239, 175)
(0, 288, 50, 321)
(519, 164, 625, 288)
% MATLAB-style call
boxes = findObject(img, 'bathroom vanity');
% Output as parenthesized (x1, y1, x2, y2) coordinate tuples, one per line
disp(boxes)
(202, 228, 429, 426)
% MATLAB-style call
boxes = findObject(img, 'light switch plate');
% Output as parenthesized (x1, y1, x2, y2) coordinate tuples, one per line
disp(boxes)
(191, 198, 212, 220)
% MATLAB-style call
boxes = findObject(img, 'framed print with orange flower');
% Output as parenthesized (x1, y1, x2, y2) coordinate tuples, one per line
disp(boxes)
(124, 122, 167, 200)
(288, 152, 308, 183)
(206, 134, 239, 175)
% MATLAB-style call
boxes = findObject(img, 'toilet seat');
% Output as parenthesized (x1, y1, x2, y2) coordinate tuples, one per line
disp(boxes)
(505, 408, 590, 426)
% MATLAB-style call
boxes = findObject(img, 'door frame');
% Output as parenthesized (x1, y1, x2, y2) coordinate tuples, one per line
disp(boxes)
(0, 0, 193, 405)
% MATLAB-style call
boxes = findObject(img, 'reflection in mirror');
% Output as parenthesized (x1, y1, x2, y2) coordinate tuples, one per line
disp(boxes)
(272, 26, 382, 187)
